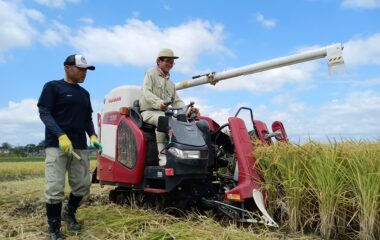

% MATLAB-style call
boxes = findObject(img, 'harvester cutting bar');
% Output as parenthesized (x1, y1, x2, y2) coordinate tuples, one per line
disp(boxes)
(203, 199, 278, 227)
(176, 43, 344, 90)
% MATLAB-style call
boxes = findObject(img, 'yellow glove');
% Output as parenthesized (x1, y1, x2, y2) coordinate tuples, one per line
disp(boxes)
(90, 135, 103, 154)
(58, 134, 73, 155)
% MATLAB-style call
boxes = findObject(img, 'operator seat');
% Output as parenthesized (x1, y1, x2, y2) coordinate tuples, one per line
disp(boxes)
(132, 99, 159, 166)
(133, 100, 156, 133)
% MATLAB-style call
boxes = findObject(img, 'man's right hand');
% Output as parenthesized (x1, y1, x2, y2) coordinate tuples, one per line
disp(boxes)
(160, 98, 173, 110)
(160, 102, 167, 110)
(58, 134, 73, 155)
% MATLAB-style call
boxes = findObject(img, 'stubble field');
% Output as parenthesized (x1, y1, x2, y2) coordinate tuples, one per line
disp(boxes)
(0, 140, 379, 239)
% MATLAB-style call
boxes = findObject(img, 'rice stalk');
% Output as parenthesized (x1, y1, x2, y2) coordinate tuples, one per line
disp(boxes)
(256, 142, 308, 232)
(301, 141, 347, 239)
(344, 142, 380, 240)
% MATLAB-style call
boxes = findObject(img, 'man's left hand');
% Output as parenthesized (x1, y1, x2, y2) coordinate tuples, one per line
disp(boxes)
(90, 135, 103, 154)
(186, 107, 200, 119)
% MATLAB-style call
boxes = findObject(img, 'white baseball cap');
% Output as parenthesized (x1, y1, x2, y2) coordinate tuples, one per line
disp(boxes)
(64, 54, 95, 70)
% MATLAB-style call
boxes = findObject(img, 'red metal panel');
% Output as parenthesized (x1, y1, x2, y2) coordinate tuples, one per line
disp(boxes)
(254, 120, 272, 145)
(97, 111, 122, 182)
(102, 111, 120, 125)
(97, 155, 114, 181)
(98, 112, 146, 185)
(272, 121, 288, 143)
(112, 116, 146, 184)
(198, 116, 220, 132)
(225, 117, 263, 201)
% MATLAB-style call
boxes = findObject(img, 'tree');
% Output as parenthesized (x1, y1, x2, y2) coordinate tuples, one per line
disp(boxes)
(12, 146, 27, 157)
(1, 142, 12, 151)
(37, 140, 45, 152)
(25, 144, 38, 154)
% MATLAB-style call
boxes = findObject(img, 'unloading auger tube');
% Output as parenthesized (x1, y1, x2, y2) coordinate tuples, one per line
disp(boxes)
(175, 43, 344, 227)
(176, 43, 344, 90)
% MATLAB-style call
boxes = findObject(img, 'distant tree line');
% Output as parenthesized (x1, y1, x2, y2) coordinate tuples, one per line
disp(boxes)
(0, 141, 97, 157)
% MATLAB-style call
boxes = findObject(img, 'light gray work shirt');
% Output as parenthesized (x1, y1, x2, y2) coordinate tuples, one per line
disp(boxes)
(140, 67, 185, 111)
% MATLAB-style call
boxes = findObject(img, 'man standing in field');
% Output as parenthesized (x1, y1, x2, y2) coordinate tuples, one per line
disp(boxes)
(37, 54, 102, 240)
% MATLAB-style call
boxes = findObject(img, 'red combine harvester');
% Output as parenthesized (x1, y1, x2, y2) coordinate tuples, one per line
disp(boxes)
(93, 44, 344, 227)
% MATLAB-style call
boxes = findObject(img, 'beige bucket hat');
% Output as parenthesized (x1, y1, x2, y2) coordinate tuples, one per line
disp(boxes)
(157, 48, 179, 59)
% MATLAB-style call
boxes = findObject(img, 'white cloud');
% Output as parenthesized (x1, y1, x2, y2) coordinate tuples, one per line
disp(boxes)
(288, 102, 305, 112)
(272, 93, 295, 105)
(41, 21, 70, 46)
(35, 0, 80, 8)
(344, 33, 380, 67)
(342, 0, 380, 8)
(70, 18, 230, 73)
(351, 77, 380, 88)
(280, 90, 380, 142)
(0, 99, 44, 146)
(22, 9, 45, 23)
(256, 13, 276, 28)
(182, 89, 380, 144)
(0, 1, 40, 52)
(321, 91, 380, 117)
(41, 29, 62, 46)
(79, 17, 94, 25)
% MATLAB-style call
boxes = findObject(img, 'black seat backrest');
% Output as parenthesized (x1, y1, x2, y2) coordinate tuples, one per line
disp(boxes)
(131, 99, 156, 132)
(133, 99, 141, 112)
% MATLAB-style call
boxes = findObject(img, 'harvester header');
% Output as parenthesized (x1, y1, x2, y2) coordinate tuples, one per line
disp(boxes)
(176, 43, 344, 90)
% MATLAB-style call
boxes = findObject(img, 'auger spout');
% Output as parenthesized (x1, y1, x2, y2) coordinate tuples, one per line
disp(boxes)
(176, 43, 344, 90)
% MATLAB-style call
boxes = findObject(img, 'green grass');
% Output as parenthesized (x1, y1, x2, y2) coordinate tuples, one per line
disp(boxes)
(0, 159, 97, 181)
(0, 156, 45, 162)
(0, 156, 97, 162)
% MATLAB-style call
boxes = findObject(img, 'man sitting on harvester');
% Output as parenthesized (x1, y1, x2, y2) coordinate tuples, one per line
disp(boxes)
(139, 48, 199, 166)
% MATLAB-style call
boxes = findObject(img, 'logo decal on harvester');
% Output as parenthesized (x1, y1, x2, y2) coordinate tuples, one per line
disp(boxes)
(108, 96, 122, 103)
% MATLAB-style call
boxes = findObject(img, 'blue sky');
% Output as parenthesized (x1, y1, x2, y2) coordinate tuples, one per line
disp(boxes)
(0, 0, 379, 146)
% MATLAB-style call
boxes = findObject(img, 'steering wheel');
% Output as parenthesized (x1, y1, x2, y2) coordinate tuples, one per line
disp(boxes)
(166, 101, 195, 119)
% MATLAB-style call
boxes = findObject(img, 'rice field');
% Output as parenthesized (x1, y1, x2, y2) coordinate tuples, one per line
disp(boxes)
(0, 140, 379, 239)
(255, 140, 380, 240)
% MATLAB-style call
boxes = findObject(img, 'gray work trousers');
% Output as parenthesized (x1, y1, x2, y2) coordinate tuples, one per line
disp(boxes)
(44, 148, 91, 204)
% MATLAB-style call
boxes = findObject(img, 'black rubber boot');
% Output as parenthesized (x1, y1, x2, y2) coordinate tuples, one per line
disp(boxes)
(61, 193, 83, 232)
(46, 203, 64, 240)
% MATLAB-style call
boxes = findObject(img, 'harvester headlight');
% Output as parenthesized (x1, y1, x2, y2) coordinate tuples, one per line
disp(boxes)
(168, 147, 203, 159)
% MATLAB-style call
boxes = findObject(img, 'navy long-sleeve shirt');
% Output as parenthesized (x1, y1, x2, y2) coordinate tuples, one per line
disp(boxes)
(37, 79, 96, 149)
